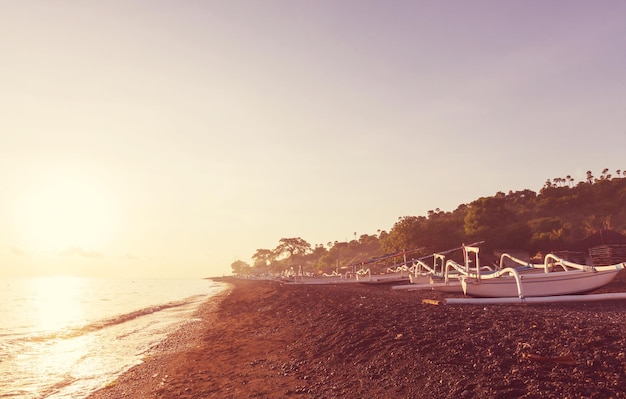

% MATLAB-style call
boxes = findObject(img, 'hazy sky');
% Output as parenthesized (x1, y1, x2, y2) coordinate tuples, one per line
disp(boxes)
(2, 1, 626, 278)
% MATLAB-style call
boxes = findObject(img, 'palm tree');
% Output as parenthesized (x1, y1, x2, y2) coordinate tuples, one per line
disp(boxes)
(601, 168, 609, 180)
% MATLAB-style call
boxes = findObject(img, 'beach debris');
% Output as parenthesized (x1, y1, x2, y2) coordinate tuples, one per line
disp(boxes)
(522, 353, 576, 365)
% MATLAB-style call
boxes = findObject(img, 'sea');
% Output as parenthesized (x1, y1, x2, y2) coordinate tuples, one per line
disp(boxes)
(0, 276, 226, 399)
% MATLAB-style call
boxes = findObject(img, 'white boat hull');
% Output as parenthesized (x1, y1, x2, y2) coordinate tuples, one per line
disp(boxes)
(409, 274, 432, 284)
(433, 282, 464, 293)
(285, 276, 359, 285)
(462, 269, 621, 298)
(358, 273, 410, 284)
(428, 275, 464, 293)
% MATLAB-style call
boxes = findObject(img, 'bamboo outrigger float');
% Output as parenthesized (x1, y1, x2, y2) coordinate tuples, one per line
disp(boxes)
(446, 292, 626, 305)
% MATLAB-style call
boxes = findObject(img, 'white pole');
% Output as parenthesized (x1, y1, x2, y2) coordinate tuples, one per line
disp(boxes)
(445, 292, 626, 305)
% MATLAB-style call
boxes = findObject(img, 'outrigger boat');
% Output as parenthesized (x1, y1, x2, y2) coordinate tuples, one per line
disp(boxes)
(286, 248, 421, 285)
(404, 253, 465, 292)
(354, 264, 412, 284)
(459, 246, 624, 298)
(350, 249, 425, 285)
(393, 242, 488, 292)
(285, 274, 358, 285)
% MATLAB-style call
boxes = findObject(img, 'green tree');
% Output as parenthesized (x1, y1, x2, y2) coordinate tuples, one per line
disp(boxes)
(464, 196, 527, 250)
(230, 260, 252, 276)
(381, 216, 427, 254)
(274, 237, 312, 259)
(251, 249, 274, 273)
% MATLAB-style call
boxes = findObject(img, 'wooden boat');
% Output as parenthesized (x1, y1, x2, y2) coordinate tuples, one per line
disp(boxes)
(461, 268, 622, 297)
(285, 267, 412, 285)
(355, 268, 411, 284)
(460, 246, 624, 298)
(285, 272, 360, 285)
(393, 243, 486, 292)
(285, 276, 358, 285)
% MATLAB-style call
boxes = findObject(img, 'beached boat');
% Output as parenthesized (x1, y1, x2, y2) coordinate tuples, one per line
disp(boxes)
(286, 276, 359, 285)
(408, 253, 447, 284)
(354, 266, 412, 284)
(460, 246, 624, 298)
(462, 268, 622, 297)
(393, 243, 487, 292)
(285, 271, 360, 285)
(404, 257, 466, 292)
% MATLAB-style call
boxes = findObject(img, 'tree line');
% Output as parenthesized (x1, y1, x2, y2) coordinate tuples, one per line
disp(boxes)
(230, 169, 626, 276)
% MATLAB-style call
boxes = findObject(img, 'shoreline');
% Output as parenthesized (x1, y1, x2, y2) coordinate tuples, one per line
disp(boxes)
(86, 281, 233, 399)
(89, 275, 626, 398)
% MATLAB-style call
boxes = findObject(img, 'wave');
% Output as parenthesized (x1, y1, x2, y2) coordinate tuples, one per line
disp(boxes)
(78, 294, 207, 336)
(0, 294, 208, 356)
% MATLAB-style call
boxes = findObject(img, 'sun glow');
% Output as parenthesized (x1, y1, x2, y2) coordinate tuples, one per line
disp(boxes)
(15, 169, 116, 254)
(29, 276, 87, 332)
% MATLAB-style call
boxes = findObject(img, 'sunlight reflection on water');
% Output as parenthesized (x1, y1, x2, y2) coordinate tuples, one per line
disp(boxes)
(0, 277, 224, 399)
(30, 276, 87, 333)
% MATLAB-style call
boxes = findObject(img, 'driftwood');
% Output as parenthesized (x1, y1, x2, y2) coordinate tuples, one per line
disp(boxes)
(522, 353, 576, 365)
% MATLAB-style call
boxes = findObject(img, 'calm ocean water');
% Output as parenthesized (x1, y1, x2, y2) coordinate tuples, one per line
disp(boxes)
(0, 276, 225, 399)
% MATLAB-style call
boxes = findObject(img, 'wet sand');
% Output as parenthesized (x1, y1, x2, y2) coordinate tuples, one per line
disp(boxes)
(88, 273, 626, 398)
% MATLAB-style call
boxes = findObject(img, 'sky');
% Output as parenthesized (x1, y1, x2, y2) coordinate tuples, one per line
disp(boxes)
(2, 1, 626, 278)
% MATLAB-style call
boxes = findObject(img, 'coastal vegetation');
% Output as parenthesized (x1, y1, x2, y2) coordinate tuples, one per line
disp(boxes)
(231, 169, 626, 276)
